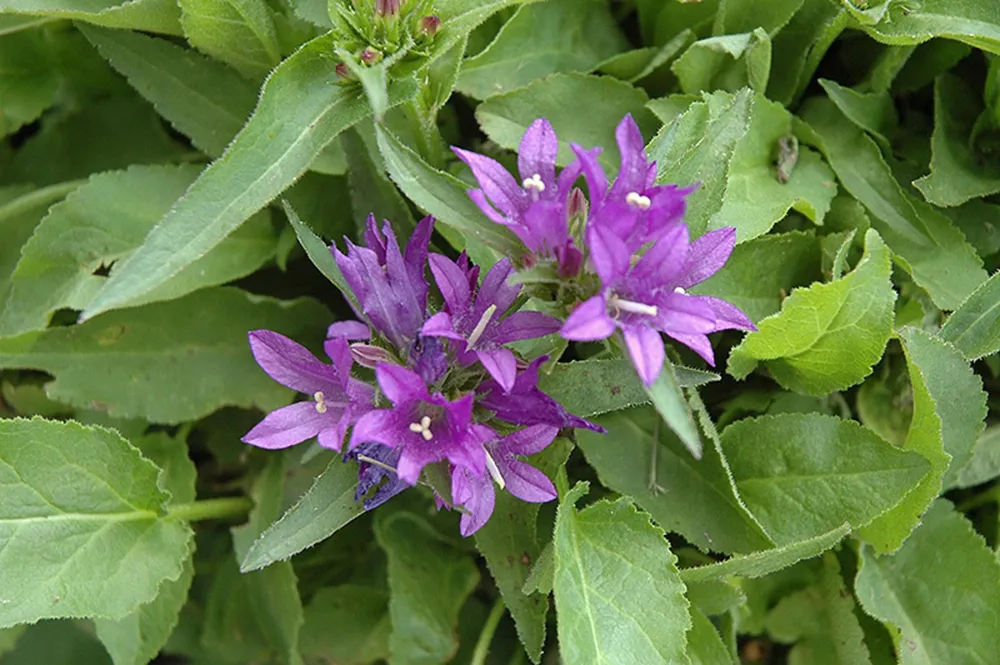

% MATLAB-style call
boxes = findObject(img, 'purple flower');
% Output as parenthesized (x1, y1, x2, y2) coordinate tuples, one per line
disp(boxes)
(350, 441, 406, 510)
(573, 115, 694, 251)
(422, 255, 560, 392)
(451, 425, 559, 536)
(243, 331, 374, 450)
(453, 119, 585, 274)
(562, 224, 755, 386)
(349, 363, 494, 484)
(478, 356, 604, 433)
(333, 215, 433, 350)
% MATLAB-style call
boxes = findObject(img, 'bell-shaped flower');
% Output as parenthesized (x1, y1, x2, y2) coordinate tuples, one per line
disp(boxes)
(451, 425, 560, 536)
(349, 363, 493, 484)
(333, 215, 434, 350)
(453, 119, 584, 274)
(478, 357, 604, 433)
(242, 331, 374, 450)
(422, 255, 560, 392)
(573, 114, 694, 251)
(562, 223, 755, 386)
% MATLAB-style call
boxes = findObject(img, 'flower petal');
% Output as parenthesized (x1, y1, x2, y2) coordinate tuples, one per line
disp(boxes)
(518, 118, 558, 190)
(569, 144, 607, 202)
(679, 226, 736, 288)
(327, 320, 371, 340)
(655, 291, 719, 335)
(623, 325, 665, 387)
(350, 408, 403, 450)
(587, 223, 632, 285)
(703, 295, 756, 332)
(498, 458, 557, 503)
(631, 222, 689, 286)
(452, 467, 495, 537)
(396, 442, 443, 485)
(248, 329, 337, 394)
(477, 347, 518, 393)
(375, 363, 428, 405)
(453, 147, 527, 218)
(242, 401, 332, 449)
(497, 424, 559, 457)
(421, 311, 465, 342)
(492, 311, 561, 344)
(561, 295, 615, 341)
(665, 330, 716, 366)
(429, 253, 472, 314)
(608, 114, 651, 199)
(323, 335, 353, 381)
(475, 258, 519, 318)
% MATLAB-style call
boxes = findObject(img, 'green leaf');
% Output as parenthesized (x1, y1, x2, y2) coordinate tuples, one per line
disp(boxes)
(578, 408, 773, 555)
(721, 413, 929, 546)
(679, 523, 850, 583)
(0, 417, 192, 628)
(708, 93, 837, 243)
(179, 0, 280, 78)
(688, 606, 733, 665)
(553, 483, 691, 665)
(939, 270, 1000, 361)
(522, 541, 554, 596)
(475, 72, 654, 171)
(375, 512, 479, 665)
(956, 425, 1000, 488)
(801, 97, 987, 310)
(693, 231, 821, 323)
(282, 200, 359, 311)
(538, 358, 717, 420)
(729, 229, 896, 396)
(457, 0, 627, 99)
(685, 579, 746, 616)
(819, 78, 897, 150)
(647, 88, 752, 238)
(300, 585, 390, 665)
(856, 500, 1000, 665)
(0, 0, 181, 35)
(767, 0, 848, 104)
(672, 28, 772, 94)
(645, 362, 702, 459)
(240, 456, 365, 572)
(79, 25, 257, 158)
(374, 122, 522, 257)
(79, 34, 416, 321)
(840, 0, 1000, 55)
(2, 621, 112, 664)
(0, 14, 51, 35)
(342, 126, 414, 240)
(0, 31, 60, 137)
(0, 288, 329, 424)
(474, 438, 571, 663)
(0, 165, 276, 338)
(857, 328, 954, 554)
(914, 74, 1000, 206)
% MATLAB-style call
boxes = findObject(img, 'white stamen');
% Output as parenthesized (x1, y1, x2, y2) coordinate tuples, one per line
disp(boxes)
(484, 449, 505, 490)
(466, 304, 497, 349)
(522, 173, 546, 194)
(674, 287, 686, 295)
(313, 391, 327, 414)
(409, 415, 434, 441)
(625, 191, 651, 210)
(356, 455, 398, 474)
(608, 295, 658, 317)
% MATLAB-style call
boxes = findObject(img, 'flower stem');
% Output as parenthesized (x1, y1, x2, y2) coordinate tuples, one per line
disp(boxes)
(471, 598, 506, 665)
(167, 497, 254, 523)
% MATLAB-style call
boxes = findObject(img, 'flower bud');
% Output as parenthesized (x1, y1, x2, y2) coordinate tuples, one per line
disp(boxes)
(335, 61, 350, 79)
(419, 14, 441, 36)
(375, 0, 401, 17)
(351, 343, 392, 368)
(360, 47, 382, 64)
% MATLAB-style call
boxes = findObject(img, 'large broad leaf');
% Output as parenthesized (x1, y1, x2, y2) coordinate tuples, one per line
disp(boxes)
(553, 483, 691, 665)
(476, 72, 655, 171)
(858, 328, 955, 554)
(0, 31, 60, 138)
(939, 271, 1000, 361)
(578, 408, 773, 555)
(956, 425, 1000, 489)
(855, 500, 1000, 665)
(801, 97, 987, 310)
(474, 439, 571, 663)
(672, 28, 772, 94)
(840, 0, 1000, 55)
(707, 93, 836, 243)
(0, 418, 192, 628)
(0, 164, 276, 338)
(647, 88, 752, 238)
(914, 73, 1000, 206)
(0, 288, 329, 424)
(240, 456, 365, 572)
(80, 33, 416, 321)
(0, 184, 68, 318)
(692, 231, 821, 323)
(375, 512, 479, 665)
(680, 523, 850, 583)
(767, 0, 848, 105)
(179, 0, 280, 79)
(79, 25, 257, 158)
(0, 0, 181, 34)
(721, 414, 929, 545)
(645, 362, 703, 459)
(457, 0, 627, 99)
(300, 585, 389, 665)
(729, 229, 895, 396)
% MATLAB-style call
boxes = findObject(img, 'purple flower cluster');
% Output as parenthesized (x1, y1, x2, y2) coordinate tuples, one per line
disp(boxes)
(243, 214, 597, 536)
(457, 115, 755, 386)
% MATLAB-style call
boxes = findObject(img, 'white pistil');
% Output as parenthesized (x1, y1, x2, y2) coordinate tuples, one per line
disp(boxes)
(408, 415, 434, 441)
(625, 191, 651, 210)
(674, 287, 687, 295)
(608, 295, 658, 317)
(313, 391, 327, 414)
(466, 304, 497, 349)
(484, 449, 505, 490)
(522, 173, 546, 194)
